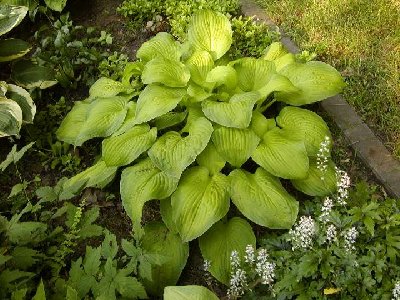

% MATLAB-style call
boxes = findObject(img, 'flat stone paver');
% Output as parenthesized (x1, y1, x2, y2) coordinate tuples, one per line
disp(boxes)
(240, 0, 400, 198)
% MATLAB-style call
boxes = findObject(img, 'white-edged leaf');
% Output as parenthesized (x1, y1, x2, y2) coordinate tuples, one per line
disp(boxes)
(0, 5, 28, 36)
(6, 83, 35, 123)
(11, 60, 57, 89)
(0, 38, 30, 62)
(0, 97, 22, 137)
(171, 166, 230, 242)
(230, 168, 299, 228)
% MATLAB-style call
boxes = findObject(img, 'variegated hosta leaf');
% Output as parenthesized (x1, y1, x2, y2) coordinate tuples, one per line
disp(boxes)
(230, 168, 299, 229)
(141, 58, 190, 87)
(291, 158, 337, 196)
(0, 38, 30, 62)
(135, 85, 187, 124)
(250, 111, 276, 138)
(276, 106, 331, 156)
(202, 91, 260, 128)
(196, 143, 226, 175)
(212, 126, 260, 168)
(120, 158, 179, 228)
(187, 10, 232, 61)
(185, 50, 214, 87)
(0, 97, 22, 137)
(141, 222, 189, 296)
(102, 124, 157, 167)
(276, 61, 346, 105)
(60, 160, 118, 200)
(205, 65, 237, 91)
(6, 84, 35, 123)
(56, 101, 90, 145)
(171, 166, 230, 242)
(153, 111, 187, 130)
(89, 77, 129, 99)
(0, 5, 28, 36)
(164, 286, 219, 300)
(252, 127, 309, 179)
(199, 217, 256, 284)
(11, 60, 57, 89)
(148, 117, 213, 178)
(137, 32, 182, 62)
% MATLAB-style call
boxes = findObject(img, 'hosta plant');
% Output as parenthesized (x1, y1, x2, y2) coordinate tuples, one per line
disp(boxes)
(56, 10, 345, 290)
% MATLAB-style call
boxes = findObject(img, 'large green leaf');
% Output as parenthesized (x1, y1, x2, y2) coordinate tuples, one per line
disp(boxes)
(185, 50, 214, 87)
(276, 61, 346, 105)
(11, 60, 57, 89)
(261, 42, 288, 61)
(148, 117, 213, 178)
(187, 10, 232, 60)
(0, 38, 30, 62)
(135, 85, 186, 124)
(0, 97, 22, 137)
(276, 106, 331, 156)
(202, 91, 260, 128)
(75, 97, 128, 146)
(56, 101, 90, 145)
(102, 124, 157, 167)
(199, 217, 256, 284)
(89, 77, 128, 99)
(60, 160, 118, 199)
(137, 32, 182, 62)
(212, 126, 260, 167)
(6, 83, 35, 123)
(230, 168, 299, 229)
(171, 166, 230, 242)
(112, 101, 137, 136)
(164, 286, 219, 300)
(252, 127, 309, 179)
(43, 0, 67, 11)
(153, 111, 187, 130)
(250, 111, 276, 138)
(141, 58, 190, 87)
(120, 158, 179, 228)
(205, 65, 237, 91)
(196, 143, 225, 175)
(0, 5, 28, 36)
(141, 222, 189, 296)
(291, 158, 337, 196)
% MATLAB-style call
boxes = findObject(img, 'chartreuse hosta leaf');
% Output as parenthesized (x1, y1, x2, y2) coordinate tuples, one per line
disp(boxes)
(262, 42, 289, 61)
(0, 97, 22, 137)
(171, 166, 230, 242)
(196, 143, 226, 175)
(135, 84, 187, 124)
(112, 101, 137, 136)
(102, 124, 157, 167)
(0, 5, 28, 36)
(60, 160, 118, 200)
(252, 127, 309, 179)
(11, 60, 57, 89)
(187, 10, 232, 60)
(141, 222, 189, 296)
(0, 38, 30, 62)
(142, 58, 190, 87)
(199, 217, 256, 284)
(205, 65, 237, 91)
(164, 286, 219, 300)
(276, 61, 346, 105)
(230, 168, 299, 229)
(89, 77, 128, 99)
(120, 158, 179, 229)
(185, 51, 214, 87)
(153, 111, 187, 130)
(212, 126, 260, 167)
(277, 106, 331, 156)
(137, 32, 182, 62)
(148, 117, 213, 178)
(250, 111, 276, 138)
(202, 91, 260, 128)
(291, 158, 337, 196)
(6, 83, 35, 123)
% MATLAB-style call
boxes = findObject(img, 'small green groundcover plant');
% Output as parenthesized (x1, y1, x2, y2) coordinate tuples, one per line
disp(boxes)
(55, 9, 346, 296)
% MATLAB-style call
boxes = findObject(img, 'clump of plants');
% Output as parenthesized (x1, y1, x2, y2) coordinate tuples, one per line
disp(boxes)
(55, 9, 346, 296)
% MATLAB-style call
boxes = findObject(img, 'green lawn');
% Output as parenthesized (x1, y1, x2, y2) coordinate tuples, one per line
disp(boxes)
(256, 0, 400, 157)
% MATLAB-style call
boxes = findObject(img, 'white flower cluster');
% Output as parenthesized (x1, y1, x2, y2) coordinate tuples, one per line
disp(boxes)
(203, 259, 211, 272)
(326, 224, 338, 244)
(288, 216, 316, 250)
(342, 227, 358, 251)
(392, 281, 400, 300)
(319, 197, 334, 223)
(227, 251, 247, 298)
(317, 136, 331, 179)
(255, 248, 276, 285)
(335, 167, 351, 206)
(244, 244, 255, 264)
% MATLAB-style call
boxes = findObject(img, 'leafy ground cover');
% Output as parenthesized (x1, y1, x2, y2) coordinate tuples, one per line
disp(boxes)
(1, 0, 400, 299)
(256, 0, 400, 157)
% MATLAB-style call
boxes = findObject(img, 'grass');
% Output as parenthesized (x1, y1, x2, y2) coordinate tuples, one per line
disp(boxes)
(255, 0, 400, 157)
